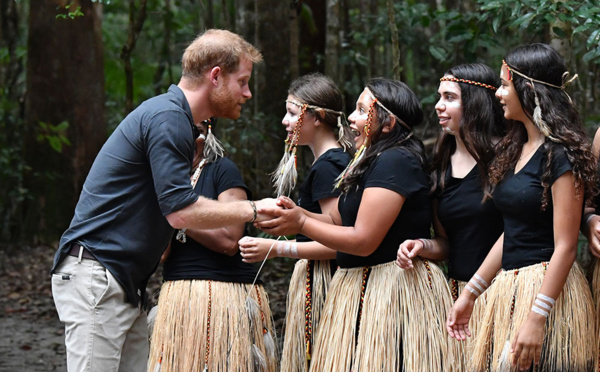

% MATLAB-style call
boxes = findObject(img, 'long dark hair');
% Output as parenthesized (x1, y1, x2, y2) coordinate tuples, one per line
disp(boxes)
(339, 78, 425, 192)
(288, 72, 354, 152)
(489, 43, 597, 209)
(430, 63, 505, 199)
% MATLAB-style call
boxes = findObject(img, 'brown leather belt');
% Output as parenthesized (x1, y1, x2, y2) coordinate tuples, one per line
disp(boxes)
(68, 244, 96, 260)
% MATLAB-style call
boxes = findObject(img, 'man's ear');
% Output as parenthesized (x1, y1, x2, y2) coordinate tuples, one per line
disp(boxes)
(381, 115, 396, 133)
(209, 66, 222, 86)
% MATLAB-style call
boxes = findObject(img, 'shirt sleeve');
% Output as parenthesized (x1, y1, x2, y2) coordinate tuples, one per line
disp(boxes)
(310, 158, 345, 201)
(213, 158, 251, 199)
(549, 145, 573, 184)
(145, 110, 199, 215)
(365, 148, 425, 199)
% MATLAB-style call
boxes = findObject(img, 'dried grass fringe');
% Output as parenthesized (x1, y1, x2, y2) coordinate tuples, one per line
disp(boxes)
(281, 259, 332, 372)
(453, 279, 488, 370)
(471, 262, 597, 372)
(592, 257, 600, 372)
(308, 259, 461, 372)
(148, 280, 277, 372)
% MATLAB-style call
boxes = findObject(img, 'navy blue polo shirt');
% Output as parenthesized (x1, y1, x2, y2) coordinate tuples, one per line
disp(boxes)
(51, 85, 199, 306)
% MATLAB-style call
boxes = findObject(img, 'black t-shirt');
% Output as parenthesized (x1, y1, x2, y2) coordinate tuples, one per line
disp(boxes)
(296, 148, 351, 242)
(337, 147, 432, 268)
(493, 145, 573, 270)
(163, 157, 259, 283)
(436, 165, 503, 281)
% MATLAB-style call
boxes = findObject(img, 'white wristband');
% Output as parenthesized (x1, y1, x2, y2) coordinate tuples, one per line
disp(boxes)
(290, 242, 298, 258)
(277, 241, 291, 257)
(536, 293, 555, 306)
(534, 298, 552, 311)
(531, 304, 549, 318)
(469, 279, 485, 293)
(465, 283, 481, 297)
(474, 273, 489, 288)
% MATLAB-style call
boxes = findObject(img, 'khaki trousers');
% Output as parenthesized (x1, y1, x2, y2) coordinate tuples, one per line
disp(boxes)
(52, 254, 148, 372)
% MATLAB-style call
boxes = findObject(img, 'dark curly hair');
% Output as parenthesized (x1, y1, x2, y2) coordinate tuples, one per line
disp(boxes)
(488, 43, 597, 210)
(430, 63, 505, 199)
(339, 78, 426, 192)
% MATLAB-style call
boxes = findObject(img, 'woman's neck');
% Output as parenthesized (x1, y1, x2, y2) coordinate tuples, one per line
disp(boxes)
(522, 118, 545, 145)
(308, 131, 341, 162)
(450, 136, 477, 177)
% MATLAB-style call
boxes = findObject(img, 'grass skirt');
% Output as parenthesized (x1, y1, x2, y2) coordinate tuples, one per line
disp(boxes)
(591, 257, 600, 372)
(308, 259, 461, 372)
(148, 280, 277, 372)
(471, 262, 597, 372)
(281, 259, 332, 372)
(449, 278, 488, 370)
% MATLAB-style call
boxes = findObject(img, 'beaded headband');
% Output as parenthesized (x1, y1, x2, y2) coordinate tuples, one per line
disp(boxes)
(364, 88, 412, 131)
(439, 76, 497, 91)
(286, 99, 353, 151)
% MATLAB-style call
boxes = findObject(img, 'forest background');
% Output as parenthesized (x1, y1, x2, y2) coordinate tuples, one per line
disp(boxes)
(0, 0, 599, 244)
(0, 0, 599, 370)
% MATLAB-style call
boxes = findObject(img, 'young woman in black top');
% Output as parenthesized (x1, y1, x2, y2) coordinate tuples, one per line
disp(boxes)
(582, 126, 600, 366)
(256, 78, 459, 371)
(447, 43, 597, 372)
(238, 73, 352, 372)
(396, 63, 505, 368)
(148, 120, 277, 372)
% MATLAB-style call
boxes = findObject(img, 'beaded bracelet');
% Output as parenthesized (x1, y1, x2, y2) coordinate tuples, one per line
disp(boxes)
(247, 200, 257, 223)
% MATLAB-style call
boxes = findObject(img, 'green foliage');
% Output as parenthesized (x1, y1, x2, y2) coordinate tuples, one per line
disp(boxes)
(55, 4, 84, 20)
(336, 0, 600, 136)
(478, 0, 600, 64)
(36, 121, 71, 153)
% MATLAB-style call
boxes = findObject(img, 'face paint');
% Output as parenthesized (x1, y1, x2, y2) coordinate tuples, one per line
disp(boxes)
(442, 127, 456, 135)
(498, 88, 509, 96)
(444, 101, 461, 109)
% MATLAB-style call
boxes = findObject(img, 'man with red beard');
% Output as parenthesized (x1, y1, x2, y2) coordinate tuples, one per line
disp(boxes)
(50, 29, 269, 372)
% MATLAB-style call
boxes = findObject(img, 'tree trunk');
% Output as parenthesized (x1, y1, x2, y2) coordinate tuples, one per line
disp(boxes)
(25, 0, 106, 241)
(153, 0, 173, 95)
(386, 0, 401, 80)
(0, 0, 26, 241)
(368, 0, 377, 78)
(289, 0, 300, 81)
(548, 0, 570, 61)
(121, 0, 148, 114)
(206, 0, 214, 29)
(324, 0, 340, 83)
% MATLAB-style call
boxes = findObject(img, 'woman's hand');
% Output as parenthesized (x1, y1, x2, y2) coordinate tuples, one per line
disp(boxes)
(510, 313, 546, 371)
(585, 214, 600, 258)
(254, 196, 307, 236)
(396, 239, 424, 269)
(238, 236, 278, 263)
(446, 293, 475, 341)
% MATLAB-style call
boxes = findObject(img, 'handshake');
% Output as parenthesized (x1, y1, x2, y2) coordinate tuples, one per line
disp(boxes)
(253, 196, 307, 236)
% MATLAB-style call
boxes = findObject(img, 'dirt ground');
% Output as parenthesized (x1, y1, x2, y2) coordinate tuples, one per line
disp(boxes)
(0, 245, 293, 372)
